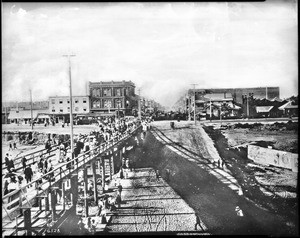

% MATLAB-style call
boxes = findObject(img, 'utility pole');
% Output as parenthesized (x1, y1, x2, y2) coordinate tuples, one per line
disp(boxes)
(30, 90, 33, 130)
(138, 88, 141, 120)
(188, 92, 191, 121)
(247, 95, 249, 118)
(191, 84, 198, 125)
(63, 54, 76, 160)
(210, 95, 212, 122)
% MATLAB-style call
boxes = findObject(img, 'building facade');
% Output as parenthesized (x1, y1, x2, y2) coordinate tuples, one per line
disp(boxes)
(88, 81, 137, 116)
(188, 87, 280, 104)
(49, 96, 90, 123)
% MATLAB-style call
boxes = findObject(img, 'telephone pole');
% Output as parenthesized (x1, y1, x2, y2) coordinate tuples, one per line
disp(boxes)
(138, 88, 141, 120)
(63, 54, 76, 159)
(191, 84, 198, 125)
(29, 89, 33, 130)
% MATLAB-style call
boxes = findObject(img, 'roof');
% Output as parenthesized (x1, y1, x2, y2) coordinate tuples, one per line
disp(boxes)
(278, 101, 292, 110)
(8, 109, 49, 119)
(204, 93, 233, 101)
(256, 106, 274, 113)
(285, 105, 298, 109)
(271, 97, 283, 102)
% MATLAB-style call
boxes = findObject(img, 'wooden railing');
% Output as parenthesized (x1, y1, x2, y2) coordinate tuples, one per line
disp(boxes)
(2, 125, 141, 220)
(2, 134, 87, 174)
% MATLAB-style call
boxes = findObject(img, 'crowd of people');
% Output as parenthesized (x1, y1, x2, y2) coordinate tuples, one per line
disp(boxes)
(3, 116, 150, 222)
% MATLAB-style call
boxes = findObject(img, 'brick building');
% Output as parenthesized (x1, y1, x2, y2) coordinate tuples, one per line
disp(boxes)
(88, 81, 137, 117)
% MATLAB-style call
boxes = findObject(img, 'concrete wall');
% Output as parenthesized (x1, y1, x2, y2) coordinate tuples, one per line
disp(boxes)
(248, 145, 298, 172)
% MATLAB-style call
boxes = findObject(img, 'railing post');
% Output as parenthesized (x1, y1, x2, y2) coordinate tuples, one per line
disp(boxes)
(62, 180, 66, 211)
(91, 162, 98, 205)
(109, 151, 112, 181)
(83, 166, 89, 217)
(23, 208, 32, 236)
(70, 173, 78, 215)
(45, 191, 50, 211)
(101, 156, 105, 193)
(50, 188, 57, 221)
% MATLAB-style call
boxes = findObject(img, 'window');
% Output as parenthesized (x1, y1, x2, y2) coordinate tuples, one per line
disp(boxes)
(116, 88, 121, 96)
(59, 108, 63, 113)
(83, 98, 87, 103)
(83, 108, 87, 112)
(103, 88, 111, 96)
(75, 107, 79, 112)
(52, 109, 55, 112)
(67, 100, 70, 104)
(75, 99, 79, 103)
(67, 107, 70, 112)
(92, 89, 97, 96)
(51, 99, 55, 104)
(92, 101, 97, 108)
(59, 100, 63, 104)
(104, 100, 112, 108)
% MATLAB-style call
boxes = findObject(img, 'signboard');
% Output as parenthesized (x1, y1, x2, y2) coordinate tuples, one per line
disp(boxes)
(248, 145, 298, 172)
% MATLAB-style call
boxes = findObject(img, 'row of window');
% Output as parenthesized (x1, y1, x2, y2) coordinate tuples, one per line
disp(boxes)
(51, 107, 87, 113)
(91, 87, 133, 97)
(51, 98, 87, 104)
(92, 99, 122, 109)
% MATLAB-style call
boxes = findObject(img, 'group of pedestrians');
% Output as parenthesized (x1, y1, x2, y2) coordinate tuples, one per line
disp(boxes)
(8, 141, 18, 151)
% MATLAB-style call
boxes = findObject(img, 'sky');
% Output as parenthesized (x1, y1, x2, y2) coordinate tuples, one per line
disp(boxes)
(2, 1, 298, 108)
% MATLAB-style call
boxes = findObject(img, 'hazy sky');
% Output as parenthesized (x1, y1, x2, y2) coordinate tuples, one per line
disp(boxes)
(2, 1, 298, 107)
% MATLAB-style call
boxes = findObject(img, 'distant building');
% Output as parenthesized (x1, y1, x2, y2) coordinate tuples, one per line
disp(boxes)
(8, 108, 50, 124)
(49, 95, 90, 123)
(88, 81, 137, 117)
(186, 87, 280, 119)
(279, 101, 298, 117)
(188, 87, 280, 104)
(2, 101, 49, 124)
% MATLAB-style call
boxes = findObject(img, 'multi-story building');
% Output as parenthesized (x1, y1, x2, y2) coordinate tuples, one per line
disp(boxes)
(88, 81, 137, 117)
(49, 96, 90, 123)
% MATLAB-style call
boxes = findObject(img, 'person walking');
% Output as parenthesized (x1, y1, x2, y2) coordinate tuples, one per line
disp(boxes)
(194, 213, 203, 230)
(38, 158, 44, 172)
(35, 169, 43, 190)
(22, 156, 27, 171)
(8, 156, 15, 172)
(117, 183, 123, 199)
(24, 165, 33, 187)
(9, 143, 13, 151)
(43, 159, 48, 174)
(66, 157, 71, 172)
(13, 141, 17, 150)
(5, 153, 10, 168)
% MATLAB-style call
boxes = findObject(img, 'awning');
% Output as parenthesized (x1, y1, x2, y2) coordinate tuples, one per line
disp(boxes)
(256, 106, 274, 113)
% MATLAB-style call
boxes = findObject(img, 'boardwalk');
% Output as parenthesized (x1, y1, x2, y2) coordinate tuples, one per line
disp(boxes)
(2, 125, 141, 236)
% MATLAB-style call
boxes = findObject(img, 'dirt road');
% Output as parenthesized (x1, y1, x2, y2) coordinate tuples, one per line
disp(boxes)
(128, 121, 297, 235)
